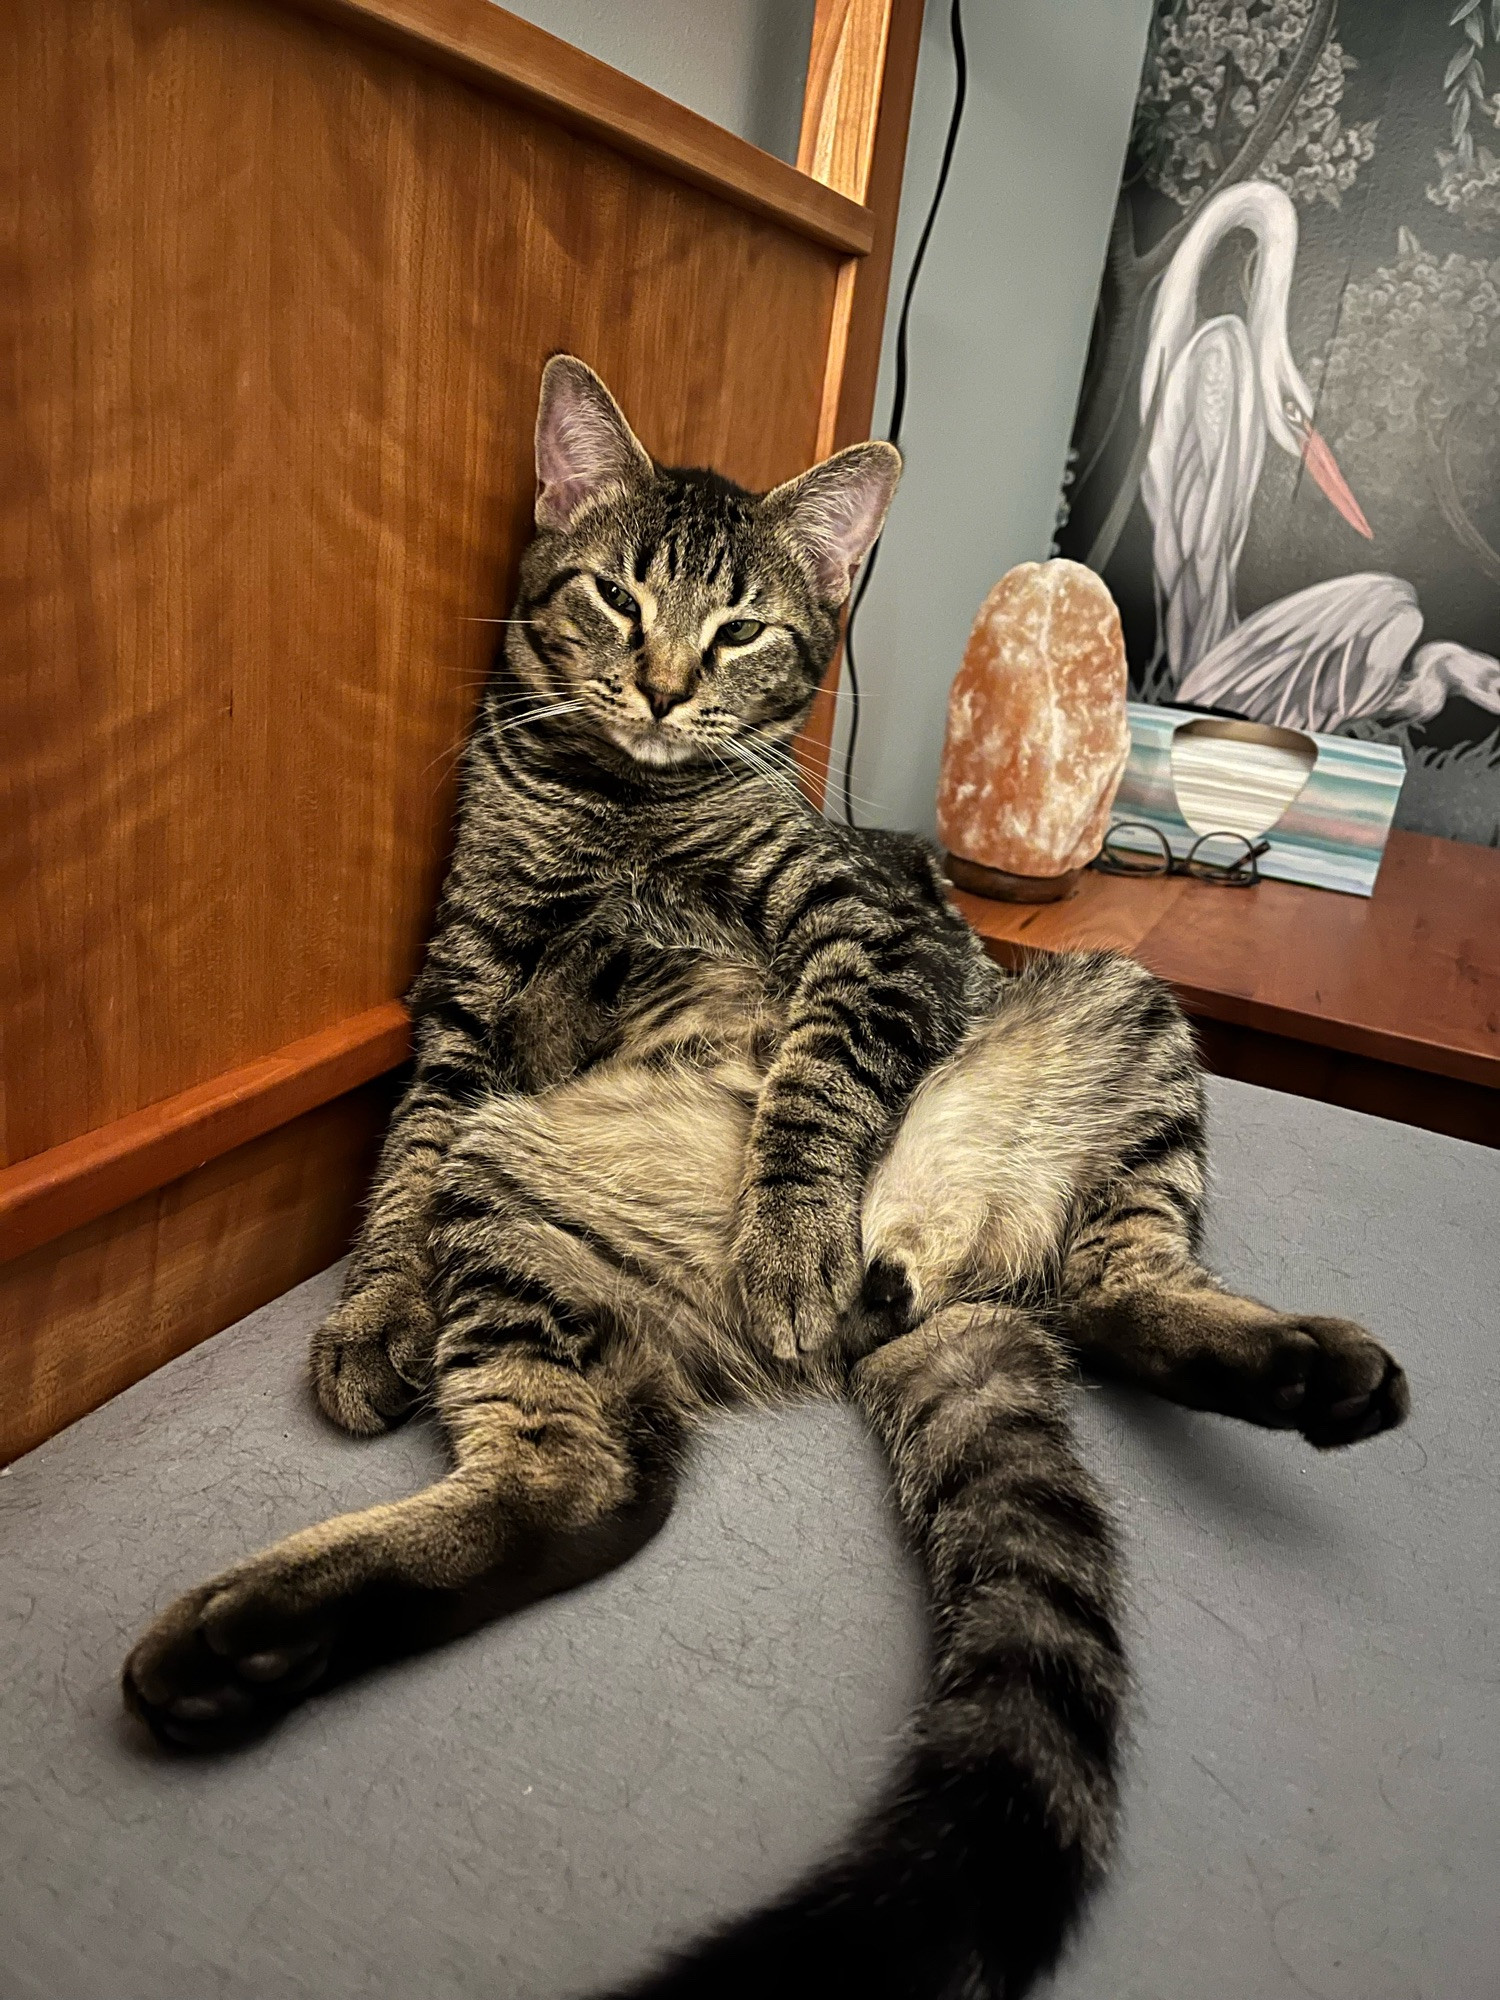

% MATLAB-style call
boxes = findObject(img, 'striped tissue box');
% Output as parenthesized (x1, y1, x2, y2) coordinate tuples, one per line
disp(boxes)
(1111, 703, 1406, 897)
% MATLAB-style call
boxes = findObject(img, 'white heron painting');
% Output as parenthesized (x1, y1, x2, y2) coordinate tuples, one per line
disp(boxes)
(1055, 0, 1500, 848)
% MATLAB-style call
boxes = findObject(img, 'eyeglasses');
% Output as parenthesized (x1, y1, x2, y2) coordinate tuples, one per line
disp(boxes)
(1093, 822, 1270, 887)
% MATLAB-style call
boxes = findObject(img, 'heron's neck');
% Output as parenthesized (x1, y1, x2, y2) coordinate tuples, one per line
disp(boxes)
(1408, 644, 1500, 721)
(1145, 183, 1300, 402)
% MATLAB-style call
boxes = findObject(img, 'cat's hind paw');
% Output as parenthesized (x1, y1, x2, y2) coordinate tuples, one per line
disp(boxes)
(1265, 1314, 1410, 1450)
(122, 1567, 339, 1751)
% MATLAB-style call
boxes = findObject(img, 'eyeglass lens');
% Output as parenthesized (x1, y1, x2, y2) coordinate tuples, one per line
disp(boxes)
(1102, 824, 1171, 874)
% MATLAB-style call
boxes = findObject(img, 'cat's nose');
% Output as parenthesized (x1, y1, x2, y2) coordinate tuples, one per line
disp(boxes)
(638, 672, 696, 719)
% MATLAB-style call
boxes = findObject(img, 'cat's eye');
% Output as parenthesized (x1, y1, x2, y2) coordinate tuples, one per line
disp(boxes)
(716, 618, 764, 647)
(595, 577, 639, 618)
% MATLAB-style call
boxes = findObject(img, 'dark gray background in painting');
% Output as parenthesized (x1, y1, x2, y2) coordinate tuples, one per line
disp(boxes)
(1055, 0, 1500, 848)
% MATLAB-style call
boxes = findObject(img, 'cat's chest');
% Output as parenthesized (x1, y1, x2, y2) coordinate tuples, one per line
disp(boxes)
(507, 875, 775, 1086)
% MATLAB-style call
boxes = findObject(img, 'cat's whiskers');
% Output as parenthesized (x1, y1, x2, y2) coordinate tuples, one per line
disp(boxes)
(420, 734, 474, 792)
(723, 740, 808, 815)
(489, 700, 588, 736)
(784, 738, 888, 816)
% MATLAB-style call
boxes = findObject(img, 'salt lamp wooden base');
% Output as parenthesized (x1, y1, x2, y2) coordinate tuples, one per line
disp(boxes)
(943, 852, 1082, 904)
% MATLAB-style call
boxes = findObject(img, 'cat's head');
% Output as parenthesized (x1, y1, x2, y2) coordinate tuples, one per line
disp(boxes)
(503, 356, 901, 770)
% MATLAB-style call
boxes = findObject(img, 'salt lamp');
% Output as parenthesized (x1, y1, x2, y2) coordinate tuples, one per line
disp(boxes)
(936, 559, 1129, 901)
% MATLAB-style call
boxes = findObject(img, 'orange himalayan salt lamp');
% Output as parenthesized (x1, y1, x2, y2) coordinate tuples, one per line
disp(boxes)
(936, 559, 1129, 902)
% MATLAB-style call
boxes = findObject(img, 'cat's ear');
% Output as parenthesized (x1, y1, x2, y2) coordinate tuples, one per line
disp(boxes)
(764, 441, 902, 604)
(534, 356, 653, 531)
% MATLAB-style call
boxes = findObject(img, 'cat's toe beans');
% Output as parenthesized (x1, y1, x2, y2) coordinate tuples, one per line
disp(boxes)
(239, 1648, 299, 1682)
(169, 1683, 256, 1722)
(124, 1574, 340, 1748)
(1329, 1389, 1373, 1421)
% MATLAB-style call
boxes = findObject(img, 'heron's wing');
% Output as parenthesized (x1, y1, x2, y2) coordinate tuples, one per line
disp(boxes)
(1177, 574, 1425, 731)
(1140, 317, 1263, 680)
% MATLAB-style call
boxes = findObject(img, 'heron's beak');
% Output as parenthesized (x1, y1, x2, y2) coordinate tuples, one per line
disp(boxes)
(1300, 427, 1373, 540)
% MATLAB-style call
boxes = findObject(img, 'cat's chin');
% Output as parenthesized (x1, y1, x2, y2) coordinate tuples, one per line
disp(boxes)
(607, 725, 706, 769)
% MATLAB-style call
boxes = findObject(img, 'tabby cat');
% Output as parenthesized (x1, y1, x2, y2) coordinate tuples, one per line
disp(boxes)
(124, 357, 1409, 1999)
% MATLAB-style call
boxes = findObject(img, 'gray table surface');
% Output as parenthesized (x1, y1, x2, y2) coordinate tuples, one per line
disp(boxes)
(2, 1076, 1496, 2000)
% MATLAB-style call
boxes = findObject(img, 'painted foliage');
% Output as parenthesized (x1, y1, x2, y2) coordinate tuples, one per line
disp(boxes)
(1054, 0, 1500, 847)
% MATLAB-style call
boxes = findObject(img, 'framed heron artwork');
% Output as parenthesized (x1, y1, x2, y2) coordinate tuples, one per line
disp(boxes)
(1053, 0, 1500, 849)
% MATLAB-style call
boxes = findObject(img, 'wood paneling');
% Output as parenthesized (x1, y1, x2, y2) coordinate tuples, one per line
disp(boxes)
(0, 1082, 394, 1466)
(955, 829, 1500, 1145)
(800, 0, 925, 455)
(2, 0, 837, 1168)
(793, 0, 925, 799)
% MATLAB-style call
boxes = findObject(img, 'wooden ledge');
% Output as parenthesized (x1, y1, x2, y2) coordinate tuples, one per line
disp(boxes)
(951, 828, 1500, 1101)
(0, 1003, 412, 1265)
(289, 0, 876, 255)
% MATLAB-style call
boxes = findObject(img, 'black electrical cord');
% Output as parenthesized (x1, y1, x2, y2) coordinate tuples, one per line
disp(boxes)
(840, 0, 968, 828)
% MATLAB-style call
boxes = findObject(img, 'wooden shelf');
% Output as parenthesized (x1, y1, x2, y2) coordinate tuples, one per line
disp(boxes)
(952, 829, 1500, 1147)
(291, 0, 875, 253)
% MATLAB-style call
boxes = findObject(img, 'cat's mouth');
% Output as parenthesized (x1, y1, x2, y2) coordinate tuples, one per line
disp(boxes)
(605, 714, 705, 768)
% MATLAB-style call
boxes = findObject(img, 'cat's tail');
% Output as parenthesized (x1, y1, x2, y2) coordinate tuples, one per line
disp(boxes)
(602, 1303, 1126, 2000)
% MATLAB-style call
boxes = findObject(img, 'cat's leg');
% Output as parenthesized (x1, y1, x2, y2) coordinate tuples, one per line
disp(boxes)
(311, 1047, 472, 1438)
(857, 952, 1407, 1449)
(123, 1337, 677, 1749)
(1056, 1180, 1409, 1447)
(124, 1061, 750, 1747)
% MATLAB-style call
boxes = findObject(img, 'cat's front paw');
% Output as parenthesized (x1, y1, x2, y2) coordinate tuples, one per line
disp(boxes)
(310, 1272, 436, 1435)
(731, 1191, 862, 1362)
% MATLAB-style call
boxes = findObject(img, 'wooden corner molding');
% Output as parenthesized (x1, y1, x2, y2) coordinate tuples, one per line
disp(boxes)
(289, 0, 876, 255)
(0, 1003, 412, 1266)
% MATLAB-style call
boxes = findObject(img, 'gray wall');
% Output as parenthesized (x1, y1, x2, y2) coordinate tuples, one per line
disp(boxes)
(835, 0, 1154, 834)
(500, 0, 816, 162)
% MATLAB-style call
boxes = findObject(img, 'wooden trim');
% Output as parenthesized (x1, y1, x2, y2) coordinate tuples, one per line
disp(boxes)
(950, 827, 1500, 1096)
(811, 0, 927, 452)
(798, 0, 895, 198)
(812, 258, 861, 462)
(288, 0, 875, 255)
(0, 1003, 411, 1265)
(800, 0, 856, 176)
(793, 0, 925, 801)
(1191, 1017, 1500, 1152)
(798, 0, 900, 456)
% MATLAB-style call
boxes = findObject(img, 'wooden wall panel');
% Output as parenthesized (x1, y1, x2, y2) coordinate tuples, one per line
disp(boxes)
(798, 0, 924, 452)
(0, 1081, 395, 1465)
(1, 0, 835, 1167)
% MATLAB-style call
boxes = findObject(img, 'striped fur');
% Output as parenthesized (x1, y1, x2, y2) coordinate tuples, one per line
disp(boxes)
(124, 359, 1409, 1999)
